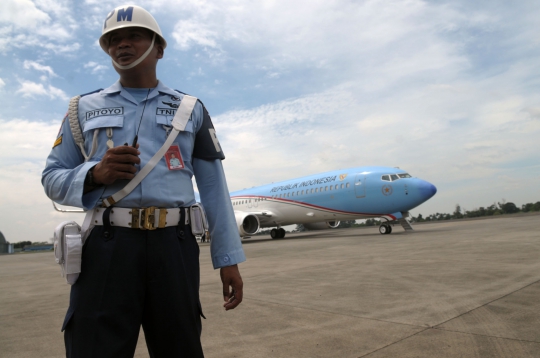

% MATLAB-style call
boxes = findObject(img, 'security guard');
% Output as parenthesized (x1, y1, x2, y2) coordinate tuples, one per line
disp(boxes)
(42, 5, 245, 358)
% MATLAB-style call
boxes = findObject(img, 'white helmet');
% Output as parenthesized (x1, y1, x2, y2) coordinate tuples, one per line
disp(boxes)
(100, 5, 167, 70)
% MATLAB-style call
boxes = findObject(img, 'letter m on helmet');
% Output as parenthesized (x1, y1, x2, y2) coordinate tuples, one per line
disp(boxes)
(117, 7, 134, 22)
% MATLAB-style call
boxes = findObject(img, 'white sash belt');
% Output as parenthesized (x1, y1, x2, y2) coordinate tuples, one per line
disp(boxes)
(102, 95, 198, 207)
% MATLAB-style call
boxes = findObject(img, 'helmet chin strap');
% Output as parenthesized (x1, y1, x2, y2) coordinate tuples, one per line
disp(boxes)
(111, 33, 156, 70)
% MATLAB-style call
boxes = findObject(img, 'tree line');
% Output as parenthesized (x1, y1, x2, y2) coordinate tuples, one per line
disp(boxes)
(12, 241, 52, 249)
(295, 199, 540, 231)
(411, 200, 540, 222)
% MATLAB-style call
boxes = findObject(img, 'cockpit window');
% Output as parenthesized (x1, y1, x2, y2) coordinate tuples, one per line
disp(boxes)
(398, 173, 411, 178)
(381, 175, 390, 181)
(390, 174, 399, 181)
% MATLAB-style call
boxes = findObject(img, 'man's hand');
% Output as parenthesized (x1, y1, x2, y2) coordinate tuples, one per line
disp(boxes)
(220, 264, 243, 310)
(92, 144, 140, 186)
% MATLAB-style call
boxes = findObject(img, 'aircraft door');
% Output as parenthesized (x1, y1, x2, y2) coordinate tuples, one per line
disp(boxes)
(354, 174, 366, 198)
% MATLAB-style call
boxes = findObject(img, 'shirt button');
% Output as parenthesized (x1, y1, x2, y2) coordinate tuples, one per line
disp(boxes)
(223, 256, 229, 263)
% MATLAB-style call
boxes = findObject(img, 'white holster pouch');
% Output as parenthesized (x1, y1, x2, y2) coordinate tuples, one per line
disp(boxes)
(54, 221, 83, 285)
(190, 203, 210, 241)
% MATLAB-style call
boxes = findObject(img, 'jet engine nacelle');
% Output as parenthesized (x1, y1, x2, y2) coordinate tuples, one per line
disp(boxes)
(303, 221, 340, 230)
(234, 212, 260, 236)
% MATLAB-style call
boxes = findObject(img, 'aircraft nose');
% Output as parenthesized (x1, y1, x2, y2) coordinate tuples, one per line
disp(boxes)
(419, 180, 437, 199)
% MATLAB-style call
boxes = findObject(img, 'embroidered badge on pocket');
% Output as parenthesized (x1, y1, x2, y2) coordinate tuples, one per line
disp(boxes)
(165, 145, 185, 170)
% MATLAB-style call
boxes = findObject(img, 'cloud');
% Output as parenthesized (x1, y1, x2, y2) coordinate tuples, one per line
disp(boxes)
(0, 119, 84, 243)
(0, 119, 60, 162)
(23, 60, 57, 77)
(0, 0, 77, 53)
(84, 61, 108, 74)
(215, 66, 540, 214)
(15, 80, 69, 101)
(0, 0, 50, 28)
(1, 0, 539, 243)
(172, 19, 220, 50)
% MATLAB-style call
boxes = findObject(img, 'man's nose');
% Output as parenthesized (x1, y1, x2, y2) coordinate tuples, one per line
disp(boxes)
(117, 38, 131, 48)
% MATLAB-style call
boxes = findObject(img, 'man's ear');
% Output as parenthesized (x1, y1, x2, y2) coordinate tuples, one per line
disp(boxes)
(156, 45, 164, 59)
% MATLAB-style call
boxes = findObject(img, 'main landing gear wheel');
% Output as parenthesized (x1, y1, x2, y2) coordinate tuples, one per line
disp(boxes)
(379, 224, 392, 235)
(271, 228, 286, 239)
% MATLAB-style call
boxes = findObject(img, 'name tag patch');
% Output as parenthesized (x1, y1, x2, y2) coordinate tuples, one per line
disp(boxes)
(156, 108, 177, 116)
(165, 145, 184, 170)
(86, 107, 124, 121)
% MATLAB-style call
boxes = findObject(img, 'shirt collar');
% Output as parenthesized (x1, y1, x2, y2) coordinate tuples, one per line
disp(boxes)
(101, 80, 178, 97)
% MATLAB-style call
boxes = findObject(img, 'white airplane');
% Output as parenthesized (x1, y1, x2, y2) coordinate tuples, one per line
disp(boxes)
(230, 166, 437, 239)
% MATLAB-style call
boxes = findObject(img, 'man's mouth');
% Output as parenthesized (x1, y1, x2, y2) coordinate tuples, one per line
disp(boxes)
(117, 52, 134, 61)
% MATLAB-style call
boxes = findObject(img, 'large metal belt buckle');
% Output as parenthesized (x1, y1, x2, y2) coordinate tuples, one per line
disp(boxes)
(140, 207, 157, 230)
(134, 207, 168, 230)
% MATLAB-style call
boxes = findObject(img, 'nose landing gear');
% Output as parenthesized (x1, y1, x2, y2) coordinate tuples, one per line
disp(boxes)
(379, 224, 392, 235)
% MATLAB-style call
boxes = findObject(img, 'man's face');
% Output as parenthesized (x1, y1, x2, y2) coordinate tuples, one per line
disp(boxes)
(107, 28, 162, 68)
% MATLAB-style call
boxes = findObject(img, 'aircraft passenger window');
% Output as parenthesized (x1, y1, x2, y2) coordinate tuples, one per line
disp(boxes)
(390, 174, 399, 181)
(329, 186, 332, 191)
(325, 186, 327, 191)
(311, 189, 314, 194)
(315, 188, 318, 193)
(381, 175, 390, 181)
(301, 190, 304, 195)
(346, 183, 350, 188)
(340, 184, 344, 189)
(335, 184, 338, 190)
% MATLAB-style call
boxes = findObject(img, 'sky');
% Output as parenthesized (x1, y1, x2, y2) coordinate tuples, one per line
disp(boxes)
(0, 0, 539, 243)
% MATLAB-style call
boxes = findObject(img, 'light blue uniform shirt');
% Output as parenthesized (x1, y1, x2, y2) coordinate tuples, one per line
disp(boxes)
(42, 80, 245, 269)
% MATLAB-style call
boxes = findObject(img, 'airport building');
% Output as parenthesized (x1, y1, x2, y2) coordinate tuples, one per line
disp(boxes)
(0, 231, 14, 254)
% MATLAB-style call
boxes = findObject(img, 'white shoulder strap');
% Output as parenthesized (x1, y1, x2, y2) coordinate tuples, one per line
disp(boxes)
(102, 95, 198, 207)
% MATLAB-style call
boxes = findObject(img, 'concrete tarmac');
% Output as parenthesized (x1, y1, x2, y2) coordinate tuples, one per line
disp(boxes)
(1, 213, 539, 357)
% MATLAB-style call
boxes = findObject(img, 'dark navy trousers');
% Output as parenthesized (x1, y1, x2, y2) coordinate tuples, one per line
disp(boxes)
(62, 224, 205, 358)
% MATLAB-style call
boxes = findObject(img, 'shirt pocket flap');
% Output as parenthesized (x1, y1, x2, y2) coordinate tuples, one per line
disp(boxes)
(83, 116, 124, 132)
(156, 115, 174, 126)
(156, 115, 194, 132)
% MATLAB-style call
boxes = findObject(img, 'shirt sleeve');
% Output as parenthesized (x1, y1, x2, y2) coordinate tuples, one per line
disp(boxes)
(193, 158, 246, 269)
(41, 114, 105, 210)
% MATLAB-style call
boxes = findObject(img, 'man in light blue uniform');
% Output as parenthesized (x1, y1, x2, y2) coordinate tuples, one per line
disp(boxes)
(42, 5, 245, 358)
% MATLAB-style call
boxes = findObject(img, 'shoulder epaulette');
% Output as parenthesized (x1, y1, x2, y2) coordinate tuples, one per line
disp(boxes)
(80, 88, 103, 97)
(174, 89, 206, 109)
